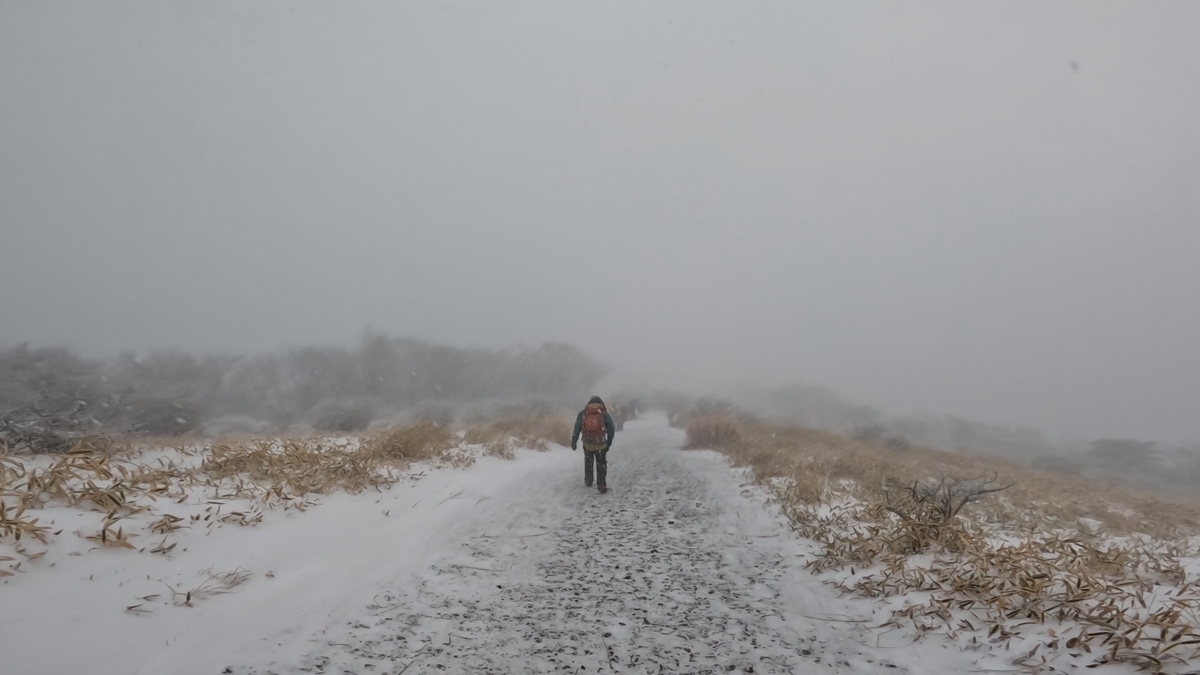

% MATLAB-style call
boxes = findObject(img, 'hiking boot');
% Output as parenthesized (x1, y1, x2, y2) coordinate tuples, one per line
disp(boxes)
(598, 483, 608, 494)
(585, 480, 593, 488)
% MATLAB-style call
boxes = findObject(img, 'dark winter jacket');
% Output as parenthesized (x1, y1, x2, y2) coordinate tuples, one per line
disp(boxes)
(572, 397, 616, 451)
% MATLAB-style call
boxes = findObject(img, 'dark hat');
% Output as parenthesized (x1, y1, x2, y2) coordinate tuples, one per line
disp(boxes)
(588, 395, 605, 405)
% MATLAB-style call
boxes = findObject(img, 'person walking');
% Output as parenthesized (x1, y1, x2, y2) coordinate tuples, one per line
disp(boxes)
(571, 395, 616, 493)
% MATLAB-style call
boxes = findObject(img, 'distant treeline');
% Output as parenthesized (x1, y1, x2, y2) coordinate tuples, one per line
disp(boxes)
(0, 335, 607, 452)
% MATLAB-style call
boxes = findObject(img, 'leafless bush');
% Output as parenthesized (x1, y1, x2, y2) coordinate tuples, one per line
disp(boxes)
(0, 420, 75, 454)
(1088, 438, 1164, 479)
(0, 345, 115, 452)
(883, 472, 1012, 552)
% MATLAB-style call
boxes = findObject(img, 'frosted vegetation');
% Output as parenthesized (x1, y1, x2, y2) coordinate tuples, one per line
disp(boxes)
(675, 385, 1200, 495)
(3, 335, 1196, 494)
(0, 335, 604, 451)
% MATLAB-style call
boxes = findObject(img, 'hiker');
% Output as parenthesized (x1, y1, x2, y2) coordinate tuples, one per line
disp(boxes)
(610, 403, 628, 431)
(571, 395, 616, 493)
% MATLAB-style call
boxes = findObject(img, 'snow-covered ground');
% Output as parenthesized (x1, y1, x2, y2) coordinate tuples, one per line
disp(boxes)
(2, 415, 1149, 674)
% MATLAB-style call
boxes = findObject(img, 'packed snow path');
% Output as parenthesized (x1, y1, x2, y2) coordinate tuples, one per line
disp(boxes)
(2, 416, 1135, 674)
(232, 417, 933, 675)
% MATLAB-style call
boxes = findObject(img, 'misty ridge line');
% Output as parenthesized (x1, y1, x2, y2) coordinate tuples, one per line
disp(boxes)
(0, 334, 604, 447)
(645, 384, 1200, 494)
(2, 333, 1194, 493)
(691, 381, 1200, 493)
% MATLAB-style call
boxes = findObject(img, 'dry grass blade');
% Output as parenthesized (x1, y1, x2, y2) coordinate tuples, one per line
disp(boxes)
(0, 454, 27, 493)
(0, 500, 52, 543)
(1, 416, 567, 587)
(686, 414, 1200, 672)
(168, 567, 254, 607)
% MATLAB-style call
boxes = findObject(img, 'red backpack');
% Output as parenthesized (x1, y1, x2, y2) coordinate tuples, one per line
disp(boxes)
(581, 403, 607, 443)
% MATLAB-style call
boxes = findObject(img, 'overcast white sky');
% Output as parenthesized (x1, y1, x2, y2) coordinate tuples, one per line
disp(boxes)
(2, 1, 1198, 441)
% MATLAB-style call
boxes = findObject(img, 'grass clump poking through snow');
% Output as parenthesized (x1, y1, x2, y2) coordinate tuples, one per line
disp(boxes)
(363, 423, 456, 463)
(165, 567, 254, 608)
(201, 438, 389, 497)
(457, 411, 574, 466)
(1, 416, 568, 581)
(684, 413, 1200, 673)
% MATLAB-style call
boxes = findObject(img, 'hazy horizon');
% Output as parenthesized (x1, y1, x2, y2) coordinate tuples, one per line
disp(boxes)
(3, 2, 1198, 443)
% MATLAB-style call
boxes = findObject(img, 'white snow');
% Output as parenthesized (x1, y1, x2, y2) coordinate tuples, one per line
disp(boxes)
(0, 414, 1161, 674)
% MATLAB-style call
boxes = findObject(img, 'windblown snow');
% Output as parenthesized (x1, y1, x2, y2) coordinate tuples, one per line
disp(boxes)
(5, 415, 1072, 674)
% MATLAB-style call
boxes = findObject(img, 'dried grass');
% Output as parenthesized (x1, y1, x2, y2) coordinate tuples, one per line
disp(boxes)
(167, 567, 253, 607)
(482, 439, 516, 461)
(201, 439, 385, 497)
(463, 413, 572, 452)
(705, 418, 1199, 539)
(0, 500, 51, 544)
(688, 414, 1200, 672)
(0, 416, 565, 564)
(682, 414, 742, 450)
(363, 423, 456, 463)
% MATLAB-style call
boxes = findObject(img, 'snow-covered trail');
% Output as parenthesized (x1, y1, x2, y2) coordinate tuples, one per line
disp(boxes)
(227, 416, 978, 675)
(6, 414, 994, 675)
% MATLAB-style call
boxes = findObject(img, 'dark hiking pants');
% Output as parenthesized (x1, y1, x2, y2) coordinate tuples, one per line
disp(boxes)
(584, 448, 608, 486)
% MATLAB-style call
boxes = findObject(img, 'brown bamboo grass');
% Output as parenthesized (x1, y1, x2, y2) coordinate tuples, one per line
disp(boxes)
(165, 567, 253, 608)
(684, 413, 1200, 673)
(462, 412, 573, 451)
(0, 414, 569, 572)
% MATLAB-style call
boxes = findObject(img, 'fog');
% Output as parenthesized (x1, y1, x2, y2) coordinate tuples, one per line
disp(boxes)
(3, 2, 1198, 443)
